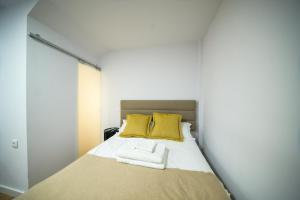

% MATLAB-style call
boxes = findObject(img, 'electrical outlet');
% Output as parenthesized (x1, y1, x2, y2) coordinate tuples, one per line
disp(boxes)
(12, 139, 18, 149)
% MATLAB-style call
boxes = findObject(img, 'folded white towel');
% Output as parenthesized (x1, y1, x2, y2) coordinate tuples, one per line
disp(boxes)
(117, 151, 167, 169)
(134, 140, 156, 153)
(116, 143, 166, 164)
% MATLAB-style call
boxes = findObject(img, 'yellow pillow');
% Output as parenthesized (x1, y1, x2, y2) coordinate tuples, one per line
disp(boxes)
(120, 114, 152, 138)
(149, 113, 183, 141)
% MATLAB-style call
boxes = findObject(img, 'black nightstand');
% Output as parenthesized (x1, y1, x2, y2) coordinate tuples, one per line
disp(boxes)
(104, 127, 119, 141)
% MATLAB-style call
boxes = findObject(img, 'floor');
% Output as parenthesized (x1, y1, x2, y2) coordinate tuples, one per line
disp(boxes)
(0, 193, 13, 200)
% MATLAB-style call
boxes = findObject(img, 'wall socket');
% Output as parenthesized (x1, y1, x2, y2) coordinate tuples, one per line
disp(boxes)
(12, 139, 18, 149)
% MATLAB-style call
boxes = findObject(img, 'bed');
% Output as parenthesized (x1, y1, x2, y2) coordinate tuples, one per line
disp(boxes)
(16, 100, 230, 200)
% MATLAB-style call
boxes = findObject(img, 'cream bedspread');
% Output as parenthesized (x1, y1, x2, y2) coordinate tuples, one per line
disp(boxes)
(16, 155, 230, 200)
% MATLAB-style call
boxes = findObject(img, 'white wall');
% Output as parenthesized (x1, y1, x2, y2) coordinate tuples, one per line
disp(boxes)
(202, 1, 300, 200)
(27, 17, 98, 187)
(99, 43, 201, 138)
(0, 1, 38, 195)
(196, 41, 204, 146)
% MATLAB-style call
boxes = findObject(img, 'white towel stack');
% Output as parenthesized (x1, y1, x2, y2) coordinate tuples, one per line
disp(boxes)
(116, 140, 167, 169)
(134, 140, 156, 153)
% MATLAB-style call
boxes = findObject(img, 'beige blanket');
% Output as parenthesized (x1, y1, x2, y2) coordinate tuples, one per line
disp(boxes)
(16, 155, 230, 200)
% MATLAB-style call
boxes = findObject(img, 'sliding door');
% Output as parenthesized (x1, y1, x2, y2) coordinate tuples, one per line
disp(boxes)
(77, 63, 101, 157)
(27, 33, 78, 187)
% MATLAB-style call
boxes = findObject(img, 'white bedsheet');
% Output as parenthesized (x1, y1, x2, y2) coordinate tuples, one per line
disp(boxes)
(89, 134, 213, 173)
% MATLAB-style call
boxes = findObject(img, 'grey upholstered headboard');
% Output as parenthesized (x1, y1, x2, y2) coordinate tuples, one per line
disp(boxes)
(120, 100, 196, 131)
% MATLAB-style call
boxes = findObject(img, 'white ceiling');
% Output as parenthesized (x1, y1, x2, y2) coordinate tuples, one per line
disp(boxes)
(29, 0, 220, 56)
(0, 0, 22, 9)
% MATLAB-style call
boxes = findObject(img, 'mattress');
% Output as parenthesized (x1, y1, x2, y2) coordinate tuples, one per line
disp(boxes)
(16, 155, 230, 200)
(89, 133, 213, 172)
(16, 133, 230, 200)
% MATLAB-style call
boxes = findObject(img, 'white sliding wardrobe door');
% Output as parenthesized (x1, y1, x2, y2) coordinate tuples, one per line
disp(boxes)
(77, 63, 101, 157)
(27, 34, 78, 187)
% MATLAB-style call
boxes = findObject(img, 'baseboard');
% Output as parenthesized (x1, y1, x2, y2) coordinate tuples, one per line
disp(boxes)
(0, 184, 24, 197)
